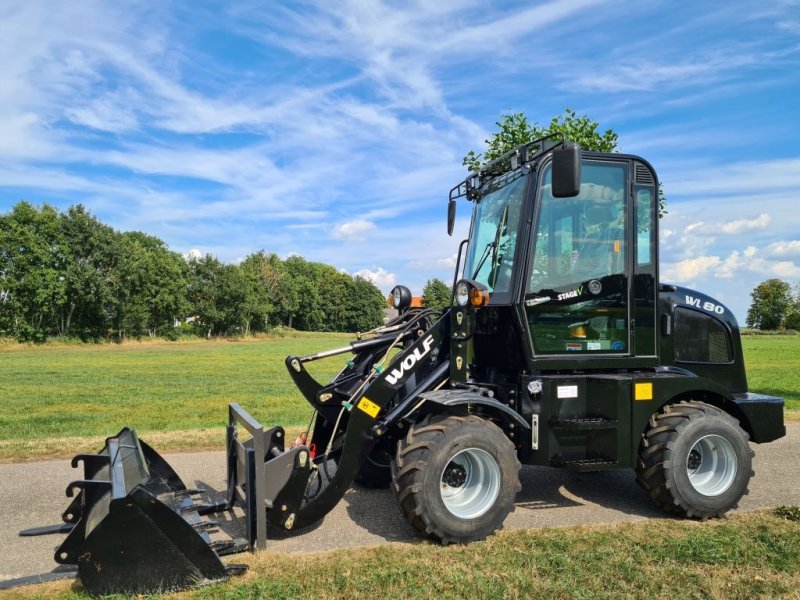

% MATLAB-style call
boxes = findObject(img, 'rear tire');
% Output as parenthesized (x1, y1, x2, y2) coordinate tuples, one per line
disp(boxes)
(636, 401, 754, 519)
(391, 414, 521, 544)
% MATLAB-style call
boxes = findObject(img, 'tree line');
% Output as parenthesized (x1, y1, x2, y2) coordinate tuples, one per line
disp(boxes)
(0, 201, 387, 342)
(746, 278, 800, 331)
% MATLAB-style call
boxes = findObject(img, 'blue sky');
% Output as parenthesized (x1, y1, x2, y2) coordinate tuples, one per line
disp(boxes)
(1, 1, 799, 323)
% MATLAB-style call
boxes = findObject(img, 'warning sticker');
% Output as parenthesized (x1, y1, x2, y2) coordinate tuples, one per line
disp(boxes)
(635, 382, 653, 401)
(357, 397, 381, 418)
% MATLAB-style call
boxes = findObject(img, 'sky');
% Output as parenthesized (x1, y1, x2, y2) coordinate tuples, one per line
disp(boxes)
(1, 1, 799, 323)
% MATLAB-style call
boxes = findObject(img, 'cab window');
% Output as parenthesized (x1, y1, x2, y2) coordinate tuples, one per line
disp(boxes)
(527, 161, 629, 354)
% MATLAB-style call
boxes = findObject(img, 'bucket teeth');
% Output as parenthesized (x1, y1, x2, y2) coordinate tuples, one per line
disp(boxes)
(192, 519, 219, 531)
(174, 488, 205, 497)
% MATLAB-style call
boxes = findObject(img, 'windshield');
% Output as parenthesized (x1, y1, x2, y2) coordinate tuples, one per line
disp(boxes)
(462, 173, 527, 295)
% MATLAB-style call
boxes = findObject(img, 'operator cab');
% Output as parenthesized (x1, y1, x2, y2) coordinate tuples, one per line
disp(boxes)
(452, 139, 659, 368)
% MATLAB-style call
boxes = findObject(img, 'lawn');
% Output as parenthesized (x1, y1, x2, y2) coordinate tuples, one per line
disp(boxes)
(741, 335, 800, 416)
(0, 332, 350, 461)
(0, 332, 796, 462)
(8, 508, 800, 599)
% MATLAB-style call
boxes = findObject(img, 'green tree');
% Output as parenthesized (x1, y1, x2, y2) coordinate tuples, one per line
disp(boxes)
(59, 205, 121, 339)
(463, 109, 618, 171)
(114, 231, 188, 339)
(746, 279, 794, 330)
(422, 278, 451, 310)
(464, 109, 667, 217)
(281, 256, 385, 332)
(0, 201, 66, 341)
(346, 276, 387, 332)
(783, 284, 800, 331)
(282, 256, 327, 331)
(186, 255, 248, 336)
(240, 251, 286, 333)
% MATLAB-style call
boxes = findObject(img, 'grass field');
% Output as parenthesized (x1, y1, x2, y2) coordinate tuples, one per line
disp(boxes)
(0, 332, 797, 462)
(740, 335, 800, 415)
(7, 508, 800, 599)
(0, 332, 350, 461)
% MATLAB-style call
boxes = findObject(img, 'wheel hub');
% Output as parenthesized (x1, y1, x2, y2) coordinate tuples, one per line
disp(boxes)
(687, 449, 702, 470)
(686, 434, 738, 496)
(439, 448, 501, 519)
(443, 462, 467, 487)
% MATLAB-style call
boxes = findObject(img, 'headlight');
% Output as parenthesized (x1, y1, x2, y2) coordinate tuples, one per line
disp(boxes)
(455, 281, 470, 307)
(454, 279, 490, 308)
(390, 285, 412, 310)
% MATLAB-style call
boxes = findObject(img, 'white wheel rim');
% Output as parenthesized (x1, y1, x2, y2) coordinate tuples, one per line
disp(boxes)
(686, 434, 738, 496)
(440, 448, 501, 519)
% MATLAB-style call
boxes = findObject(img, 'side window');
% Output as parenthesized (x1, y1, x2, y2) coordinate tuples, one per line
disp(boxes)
(636, 188, 654, 265)
(674, 308, 733, 363)
(527, 161, 629, 355)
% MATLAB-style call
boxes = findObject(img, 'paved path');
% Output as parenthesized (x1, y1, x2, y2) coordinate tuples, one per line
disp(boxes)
(2, 424, 798, 583)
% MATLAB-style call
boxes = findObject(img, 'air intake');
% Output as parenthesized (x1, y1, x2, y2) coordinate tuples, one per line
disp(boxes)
(635, 163, 655, 185)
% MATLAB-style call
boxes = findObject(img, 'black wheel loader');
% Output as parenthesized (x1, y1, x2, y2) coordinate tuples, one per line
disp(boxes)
(19, 136, 785, 595)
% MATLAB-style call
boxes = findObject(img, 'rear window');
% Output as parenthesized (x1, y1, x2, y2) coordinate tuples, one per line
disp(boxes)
(674, 308, 732, 363)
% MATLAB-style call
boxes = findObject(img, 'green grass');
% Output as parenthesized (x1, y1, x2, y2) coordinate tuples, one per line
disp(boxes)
(741, 335, 800, 416)
(0, 332, 351, 461)
(6, 509, 800, 599)
(0, 333, 796, 462)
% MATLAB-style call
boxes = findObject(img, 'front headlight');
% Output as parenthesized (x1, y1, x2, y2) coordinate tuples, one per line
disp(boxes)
(455, 281, 470, 307)
(454, 279, 489, 308)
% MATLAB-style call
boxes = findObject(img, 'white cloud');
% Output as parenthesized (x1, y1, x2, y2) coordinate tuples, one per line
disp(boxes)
(663, 244, 800, 284)
(686, 221, 704, 233)
(2, 0, 799, 326)
(573, 52, 764, 94)
(662, 255, 722, 282)
(185, 248, 203, 260)
(333, 219, 376, 240)
(352, 267, 396, 290)
(772, 261, 800, 278)
(720, 213, 772, 234)
(766, 240, 800, 258)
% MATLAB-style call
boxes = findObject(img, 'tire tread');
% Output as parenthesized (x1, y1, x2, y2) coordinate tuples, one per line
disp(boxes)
(391, 414, 521, 544)
(635, 400, 753, 519)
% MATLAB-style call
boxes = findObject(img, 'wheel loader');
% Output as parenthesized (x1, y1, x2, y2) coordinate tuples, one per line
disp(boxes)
(19, 136, 785, 595)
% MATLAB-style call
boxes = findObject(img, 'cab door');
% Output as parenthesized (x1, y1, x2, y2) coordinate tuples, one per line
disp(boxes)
(525, 159, 631, 357)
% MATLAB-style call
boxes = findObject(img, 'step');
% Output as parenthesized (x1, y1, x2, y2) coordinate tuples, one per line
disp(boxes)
(549, 417, 618, 431)
(549, 457, 619, 472)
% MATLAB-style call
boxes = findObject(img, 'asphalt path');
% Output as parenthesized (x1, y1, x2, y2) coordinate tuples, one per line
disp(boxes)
(2, 424, 798, 584)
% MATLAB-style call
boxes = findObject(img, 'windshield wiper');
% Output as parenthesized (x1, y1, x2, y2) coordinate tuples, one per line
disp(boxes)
(471, 241, 495, 279)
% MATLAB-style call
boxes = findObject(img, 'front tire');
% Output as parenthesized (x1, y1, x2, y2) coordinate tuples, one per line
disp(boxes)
(636, 401, 754, 519)
(391, 414, 521, 544)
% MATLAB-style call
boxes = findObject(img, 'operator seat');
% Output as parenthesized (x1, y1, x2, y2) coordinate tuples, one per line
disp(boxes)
(573, 217, 624, 281)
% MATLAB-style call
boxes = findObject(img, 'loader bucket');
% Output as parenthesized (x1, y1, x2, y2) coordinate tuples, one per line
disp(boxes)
(52, 428, 234, 596)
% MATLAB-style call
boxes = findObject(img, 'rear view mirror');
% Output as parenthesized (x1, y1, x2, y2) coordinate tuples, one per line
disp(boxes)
(447, 199, 456, 236)
(552, 142, 581, 198)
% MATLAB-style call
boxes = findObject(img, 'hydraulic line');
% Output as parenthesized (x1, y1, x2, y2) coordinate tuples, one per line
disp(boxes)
(317, 309, 439, 483)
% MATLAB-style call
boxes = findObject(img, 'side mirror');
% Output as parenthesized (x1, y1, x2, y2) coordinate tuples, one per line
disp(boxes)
(552, 142, 581, 198)
(447, 199, 456, 236)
